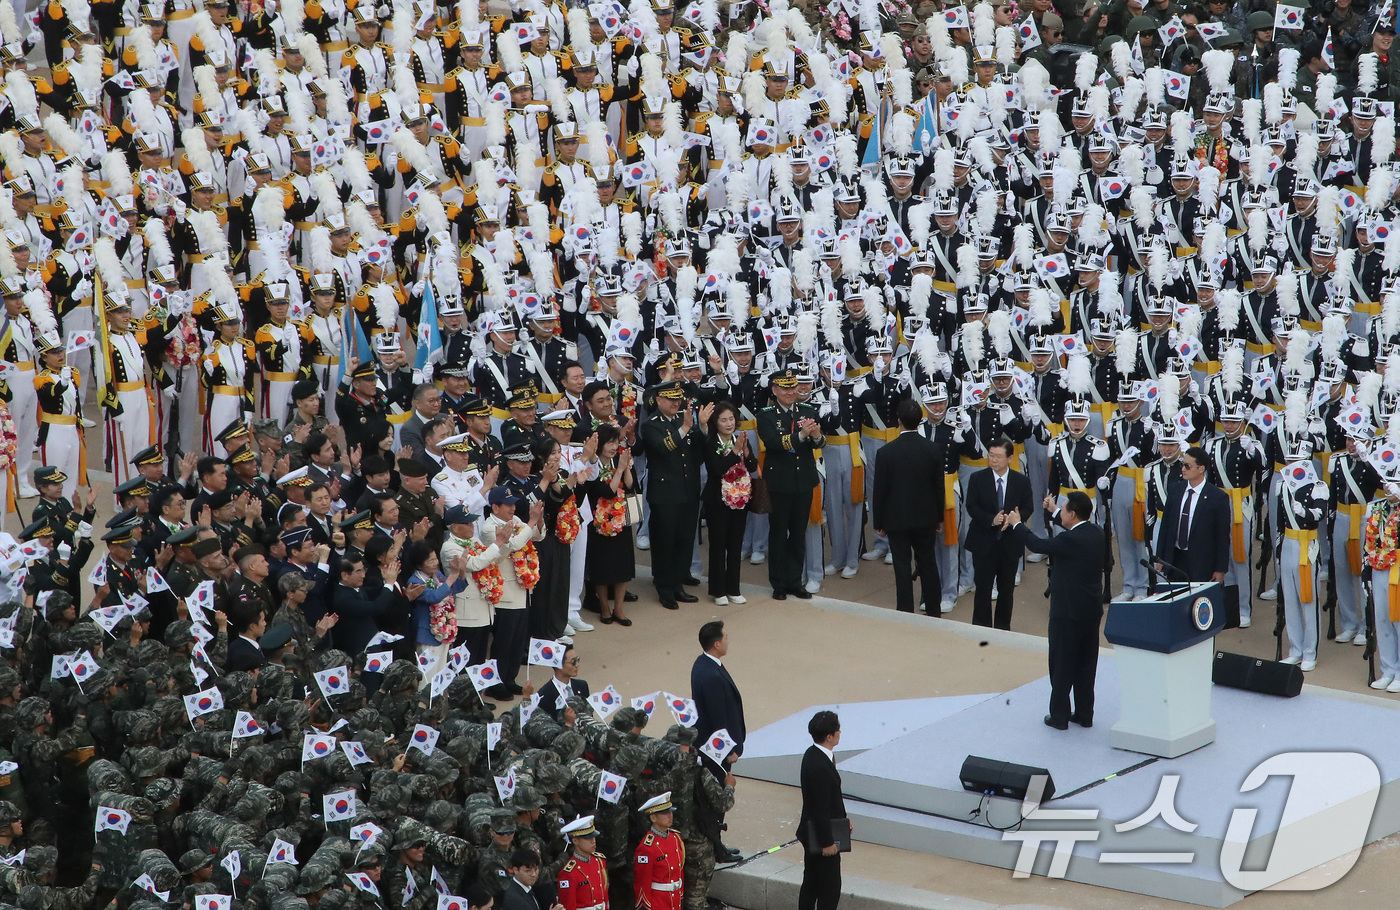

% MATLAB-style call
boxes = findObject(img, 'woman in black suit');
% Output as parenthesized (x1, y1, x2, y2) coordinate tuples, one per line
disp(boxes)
(703, 402, 756, 605)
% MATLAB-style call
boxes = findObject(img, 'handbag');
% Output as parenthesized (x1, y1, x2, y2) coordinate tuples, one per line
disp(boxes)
(623, 493, 646, 527)
(747, 471, 772, 515)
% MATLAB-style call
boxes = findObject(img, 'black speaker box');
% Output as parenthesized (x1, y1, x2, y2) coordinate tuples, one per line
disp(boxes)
(959, 755, 1056, 801)
(1213, 650, 1303, 697)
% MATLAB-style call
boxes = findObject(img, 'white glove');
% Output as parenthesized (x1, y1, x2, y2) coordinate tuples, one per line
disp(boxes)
(73, 279, 93, 300)
(421, 362, 433, 382)
(244, 176, 257, 195)
(997, 403, 1014, 422)
(77, 521, 92, 540)
(1096, 476, 1111, 491)
(57, 542, 71, 561)
(411, 280, 426, 295)
(1241, 436, 1259, 454)
(171, 198, 186, 218)
(60, 366, 72, 382)
(1291, 499, 1306, 517)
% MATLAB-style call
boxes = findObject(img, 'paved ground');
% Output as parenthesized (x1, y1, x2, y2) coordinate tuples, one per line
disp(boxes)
(21, 480, 1397, 907)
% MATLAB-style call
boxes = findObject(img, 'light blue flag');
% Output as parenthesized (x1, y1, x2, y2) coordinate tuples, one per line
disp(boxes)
(915, 95, 939, 154)
(414, 280, 442, 371)
(861, 93, 885, 169)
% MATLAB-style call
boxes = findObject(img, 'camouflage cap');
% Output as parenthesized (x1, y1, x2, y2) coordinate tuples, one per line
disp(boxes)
(145, 777, 181, 813)
(354, 841, 388, 867)
(12, 697, 48, 729)
(509, 784, 545, 812)
(534, 762, 570, 794)
(394, 821, 430, 850)
(23, 846, 57, 876)
(664, 724, 697, 746)
(123, 710, 162, 744)
(294, 863, 335, 895)
(380, 660, 420, 693)
(43, 591, 74, 622)
(611, 743, 648, 779)
(423, 799, 461, 830)
(610, 707, 647, 732)
(180, 849, 215, 875)
(163, 620, 197, 649)
(0, 801, 20, 826)
(489, 808, 517, 834)
(127, 746, 169, 778)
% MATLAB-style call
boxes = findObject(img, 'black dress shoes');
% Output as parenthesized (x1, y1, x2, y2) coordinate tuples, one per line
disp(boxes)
(661, 599, 680, 610)
(790, 589, 812, 600)
(1044, 715, 1069, 730)
(1071, 716, 1093, 728)
(683, 576, 702, 586)
(718, 846, 744, 863)
(772, 590, 787, 600)
(485, 685, 515, 701)
(675, 591, 699, 603)
(624, 591, 639, 602)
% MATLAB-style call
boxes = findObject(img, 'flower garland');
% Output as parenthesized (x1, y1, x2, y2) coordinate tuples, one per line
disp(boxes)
(620, 384, 638, 422)
(1365, 503, 1400, 570)
(721, 461, 752, 510)
(165, 315, 202, 369)
(555, 495, 581, 544)
(462, 540, 505, 606)
(513, 539, 541, 590)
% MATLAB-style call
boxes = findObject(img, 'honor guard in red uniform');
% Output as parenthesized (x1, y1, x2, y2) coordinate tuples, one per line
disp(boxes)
(633, 792, 684, 910)
(557, 815, 608, 910)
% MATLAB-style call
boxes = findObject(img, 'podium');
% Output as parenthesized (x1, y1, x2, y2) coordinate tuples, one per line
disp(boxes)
(1104, 582, 1224, 758)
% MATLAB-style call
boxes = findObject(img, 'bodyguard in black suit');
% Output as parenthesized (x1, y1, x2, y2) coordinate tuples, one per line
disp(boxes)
(872, 400, 946, 614)
(1009, 492, 1106, 729)
(1153, 447, 1231, 585)
(797, 710, 846, 910)
(965, 438, 1035, 629)
(537, 642, 590, 721)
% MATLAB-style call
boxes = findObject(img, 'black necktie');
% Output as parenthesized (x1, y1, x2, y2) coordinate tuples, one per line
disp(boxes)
(1177, 488, 1194, 551)
(997, 476, 1005, 511)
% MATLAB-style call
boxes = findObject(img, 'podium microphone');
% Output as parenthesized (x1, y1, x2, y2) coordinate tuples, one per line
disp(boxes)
(1141, 558, 1190, 597)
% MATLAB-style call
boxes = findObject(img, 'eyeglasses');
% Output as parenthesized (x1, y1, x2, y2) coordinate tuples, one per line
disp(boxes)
(1047, 29, 1062, 36)
(566, 658, 581, 666)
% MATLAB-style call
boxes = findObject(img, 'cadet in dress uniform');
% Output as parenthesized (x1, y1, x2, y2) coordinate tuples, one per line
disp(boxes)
(1106, 382, 1158, 602)
(557, 815, 608, 910)
(201, 302, 255, 457)
(33, 332, 85, 498)
(633, 792, 684, 910)
(854, 337, 903, 561)
(96, 292, 154, 490)
(1205, 400, 1268, 628)
(919, 382, 976, 614)
(1277, 437, 1328, 670)
(254, 282, 309, 425)
(1330, 428, 1381, 649)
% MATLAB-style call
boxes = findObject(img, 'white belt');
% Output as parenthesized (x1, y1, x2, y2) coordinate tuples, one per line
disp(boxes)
(650, 882, 682, 892)
(579, 904, 606, 910)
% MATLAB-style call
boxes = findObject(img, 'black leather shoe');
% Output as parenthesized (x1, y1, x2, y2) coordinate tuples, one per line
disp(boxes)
(624, 591, 639, 602)
(661, 599, 680, 610)
(718, 846, 744, 864)
(772, 590, 787, 600)
(675, 591, 699, 603)
(790, 589, 812, 600)
(1044, 715, 1069, 730)
(683, 576, 702, 586)
(1071, 716, 1093, 728)
(485, 685, 515, 701)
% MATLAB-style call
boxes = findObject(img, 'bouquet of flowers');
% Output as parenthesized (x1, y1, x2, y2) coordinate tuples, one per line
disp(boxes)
(720, 461, 752, 510)
(513, 540, 541, 590)
(426, 576, 455, 643)
(0, 405, 16, 474)
(165, 315, 202, 369)
(467, 542, 505, 606)
(594, 494, 628, 536)
(555, 497, 582, 544)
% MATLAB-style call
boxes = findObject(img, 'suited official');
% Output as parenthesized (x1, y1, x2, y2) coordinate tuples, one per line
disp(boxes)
(690, 621, 746, 791)
(757, 368, 825, 599)
(797, 710, 846, 910)
(1152, 445, 1232, 587)
(1010, 492, 1106, 729)
(537, 642, 590, 722)
(965, 438, 1035, 629)
(872, 400, 945, 614)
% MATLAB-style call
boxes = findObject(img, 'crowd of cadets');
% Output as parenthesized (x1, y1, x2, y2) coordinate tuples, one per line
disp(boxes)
(11, 0, 1400, 902)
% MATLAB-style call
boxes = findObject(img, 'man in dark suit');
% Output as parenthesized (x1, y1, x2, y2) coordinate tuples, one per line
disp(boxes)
(500, 848, 547, 910)
(1153, 446, 1231, 586)
(224, 603, 269, 672)
(872, 400, 946, 614)
(690, 620, 745, 864)
(797, 710, 846, 910)
(965, 438, 1035, 629)
(399, 384, 443, 459)
(756, 368, 825, 599)
(537, 642, 590, 721)
(329, 556, 395, 656)
(1008, 491, 1106, 729)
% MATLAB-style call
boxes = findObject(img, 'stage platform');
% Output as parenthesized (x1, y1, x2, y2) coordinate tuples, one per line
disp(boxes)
(734, 658, 1400, 908)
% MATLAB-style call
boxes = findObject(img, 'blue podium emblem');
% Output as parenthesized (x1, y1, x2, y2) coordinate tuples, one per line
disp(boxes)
(1192, 596, 1214, 631)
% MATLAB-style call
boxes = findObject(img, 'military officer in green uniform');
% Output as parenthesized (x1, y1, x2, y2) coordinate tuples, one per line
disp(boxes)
(462, 397, 503, 472)
(396, 459, 444, 552)
(500, 384, 549, 452)
(30, 466, 93, 549)
(757, 368, 825, 600)
(641, 380, 711, 610)
(130, 445, 198, 505)
(18, 513, 93, 602)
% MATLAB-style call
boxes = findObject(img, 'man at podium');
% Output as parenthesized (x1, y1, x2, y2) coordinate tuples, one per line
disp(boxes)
(1006, 492, 1105, 730)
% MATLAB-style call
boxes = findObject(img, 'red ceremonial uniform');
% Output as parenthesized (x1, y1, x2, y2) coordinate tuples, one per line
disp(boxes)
(557, 851, 609, 910)
(633, 829, 685, 910)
